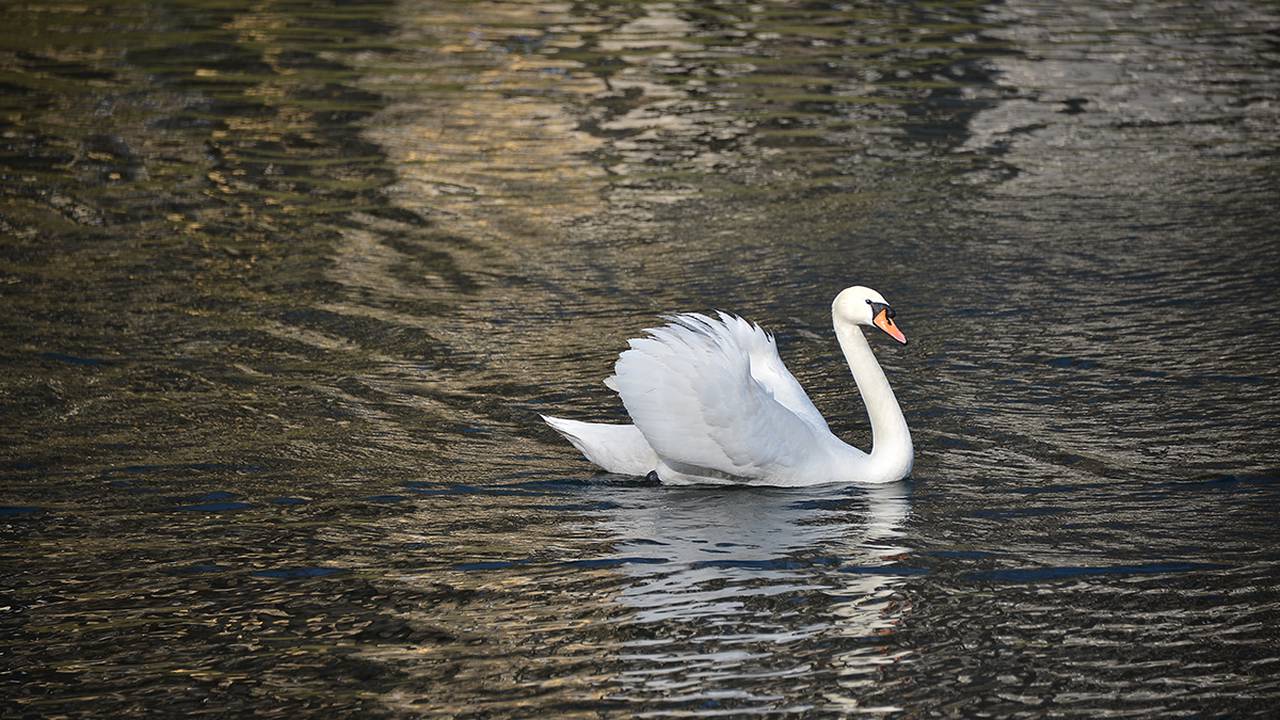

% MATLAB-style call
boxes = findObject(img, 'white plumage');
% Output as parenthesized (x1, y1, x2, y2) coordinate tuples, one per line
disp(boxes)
(544, 286, 914, 486)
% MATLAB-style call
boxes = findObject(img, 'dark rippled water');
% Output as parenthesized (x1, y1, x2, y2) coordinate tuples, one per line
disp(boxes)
(3, 0, 1279, 716)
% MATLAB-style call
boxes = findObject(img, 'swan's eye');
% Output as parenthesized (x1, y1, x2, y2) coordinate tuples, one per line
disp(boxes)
(865, 299, 871, 305)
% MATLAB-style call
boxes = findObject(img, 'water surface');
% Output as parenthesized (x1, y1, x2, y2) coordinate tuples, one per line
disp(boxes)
(2, 0, 1279, 716)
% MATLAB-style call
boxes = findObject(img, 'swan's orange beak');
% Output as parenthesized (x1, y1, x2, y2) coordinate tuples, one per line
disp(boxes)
(874, 308, 907, 345)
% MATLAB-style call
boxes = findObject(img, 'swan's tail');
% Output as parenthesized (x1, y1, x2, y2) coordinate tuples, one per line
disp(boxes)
(541, 415, 658, 477)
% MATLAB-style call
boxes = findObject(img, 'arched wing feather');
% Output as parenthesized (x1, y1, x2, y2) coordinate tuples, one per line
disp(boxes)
(710, 311, 829, 432)
(607, 313, 831, 480)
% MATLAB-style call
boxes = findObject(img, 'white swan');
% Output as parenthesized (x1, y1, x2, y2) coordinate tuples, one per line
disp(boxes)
(543, 286, 912, 486)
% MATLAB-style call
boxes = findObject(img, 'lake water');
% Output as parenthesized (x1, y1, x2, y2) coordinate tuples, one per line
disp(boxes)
(2, 0, 1279, 716)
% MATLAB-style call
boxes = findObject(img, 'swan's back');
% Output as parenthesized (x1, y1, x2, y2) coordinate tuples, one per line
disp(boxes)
(607, 313, 836, 484)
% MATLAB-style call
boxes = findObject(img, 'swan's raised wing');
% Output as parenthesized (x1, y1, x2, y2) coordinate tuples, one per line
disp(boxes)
(606, 314, 832, 481)
(709, 312, 829, 433)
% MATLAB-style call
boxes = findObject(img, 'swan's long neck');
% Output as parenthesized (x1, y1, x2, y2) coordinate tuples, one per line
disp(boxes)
(833, 317, 913, 481)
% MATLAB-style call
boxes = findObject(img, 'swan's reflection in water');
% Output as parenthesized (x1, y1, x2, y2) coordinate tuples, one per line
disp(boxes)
(591, 482, 913, 708)
(357, 479, 914, 714)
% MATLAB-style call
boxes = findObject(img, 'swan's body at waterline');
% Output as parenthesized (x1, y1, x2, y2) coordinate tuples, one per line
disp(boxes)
(544, 286, 913, 486)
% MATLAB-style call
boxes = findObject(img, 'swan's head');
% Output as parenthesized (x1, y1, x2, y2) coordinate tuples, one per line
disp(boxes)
(832, 286, 907, 345)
